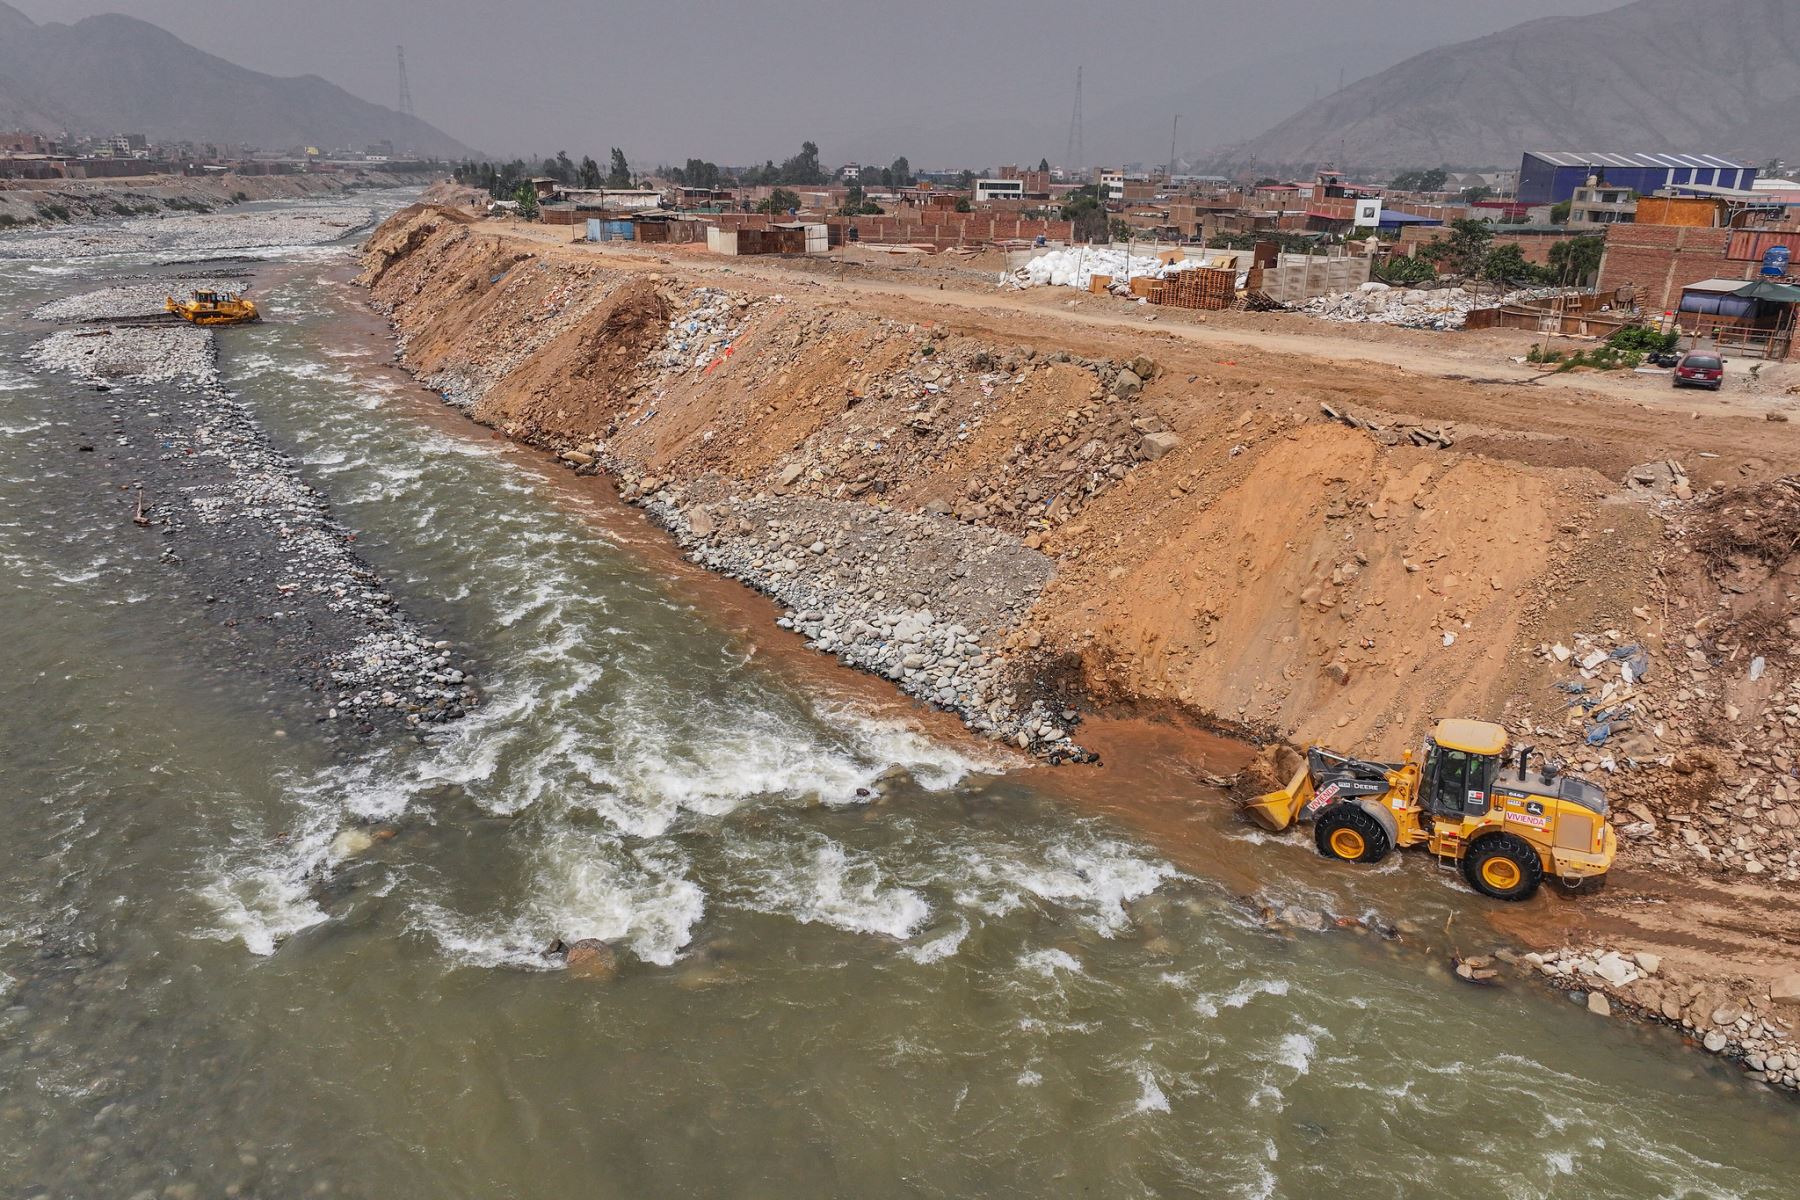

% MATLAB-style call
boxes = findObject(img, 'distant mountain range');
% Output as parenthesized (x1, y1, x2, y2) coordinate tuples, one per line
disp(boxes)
(0, 1, 473, 158)
(1215, 0, 1800, 172)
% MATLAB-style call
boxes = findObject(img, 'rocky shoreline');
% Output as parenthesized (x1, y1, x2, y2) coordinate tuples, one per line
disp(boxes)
(1528, 944, 1800, 1092)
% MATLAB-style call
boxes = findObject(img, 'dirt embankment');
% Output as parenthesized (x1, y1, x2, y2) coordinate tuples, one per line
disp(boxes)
(359, 206, 1800, 1080)
(0, 168, 431, 229)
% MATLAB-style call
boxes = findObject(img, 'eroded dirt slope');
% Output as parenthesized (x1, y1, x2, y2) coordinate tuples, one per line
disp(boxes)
(362, 206, 1800, 885)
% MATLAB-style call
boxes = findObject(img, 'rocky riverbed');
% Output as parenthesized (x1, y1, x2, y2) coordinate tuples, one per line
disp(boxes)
(0, 205, 379, 263)
(30, 274, 253, 323)
(26, 293, 476, 734)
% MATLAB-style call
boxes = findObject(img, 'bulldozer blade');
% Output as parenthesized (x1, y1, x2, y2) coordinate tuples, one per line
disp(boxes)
(1240, 762, 1313, 832)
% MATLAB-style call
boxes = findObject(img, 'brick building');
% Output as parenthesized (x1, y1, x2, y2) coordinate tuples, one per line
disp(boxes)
(1596, 224, 1745, 312)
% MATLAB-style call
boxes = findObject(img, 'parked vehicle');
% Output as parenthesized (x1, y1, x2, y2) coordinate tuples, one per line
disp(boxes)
(1672, 352, 1724, 390)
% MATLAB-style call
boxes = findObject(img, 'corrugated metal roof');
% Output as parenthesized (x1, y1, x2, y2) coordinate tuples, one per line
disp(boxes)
(1525, 151, 1754, 170)
(1681, 278, 1754, 294)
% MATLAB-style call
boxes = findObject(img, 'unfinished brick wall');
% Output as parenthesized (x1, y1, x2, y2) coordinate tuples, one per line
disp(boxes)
(1597, 224, 1746, 312)
(1397, 227, 1564, 266)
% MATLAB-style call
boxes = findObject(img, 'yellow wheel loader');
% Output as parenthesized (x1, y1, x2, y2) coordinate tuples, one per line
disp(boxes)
(1242, 719, 1615, 901)
(165, 289, 259, 326)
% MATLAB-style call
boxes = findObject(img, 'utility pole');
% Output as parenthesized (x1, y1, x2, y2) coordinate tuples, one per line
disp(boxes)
(1168, 114, 1180, 181)
(396, 45, 415, 119)
(1065, 65, 1084, 175)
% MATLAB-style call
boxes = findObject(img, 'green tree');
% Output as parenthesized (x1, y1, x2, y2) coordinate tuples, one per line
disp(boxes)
(776, 141, 826, 185)
(1037, 157, 1050, 173)
(676, 158, 723, 190)
(554, 150, 575, 184)
(1060, 185, 1108, 242)
(1390, 167, 1449, 192)
(1423, 218, 1494, 276)
(1110, 218, 1133, 242)
(888, 156, 912, 186)
(577, 155, 602, 189)
(1547, 235, 1605, 285)
(1481, 242, 1535, 283)
(955, 196, 972, 212)
(1461, 184, 1493, 204)
(607, 148, 632, 188)
(756, 187, 801, 215)
(513, 181, 539, 220)
(1549, 199, 1572, 225)
(1380, 254, 1438, 285)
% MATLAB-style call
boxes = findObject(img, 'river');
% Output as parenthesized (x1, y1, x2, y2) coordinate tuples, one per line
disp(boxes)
(0, 197, 1792, 1199)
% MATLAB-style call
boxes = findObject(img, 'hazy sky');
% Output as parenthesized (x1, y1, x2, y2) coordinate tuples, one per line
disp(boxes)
(12, 0, 1629, 164)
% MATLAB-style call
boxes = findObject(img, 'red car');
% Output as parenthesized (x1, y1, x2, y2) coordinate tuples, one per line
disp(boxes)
(1672, 352, 1725, 390)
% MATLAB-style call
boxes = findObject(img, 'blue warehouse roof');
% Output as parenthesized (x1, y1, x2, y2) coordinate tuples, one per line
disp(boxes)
(1525, 151, 1756, 171)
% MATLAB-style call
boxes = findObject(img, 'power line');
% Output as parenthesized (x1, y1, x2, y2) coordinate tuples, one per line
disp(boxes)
(1065, 65, 1084, 174)
(396, 44, 414, 119)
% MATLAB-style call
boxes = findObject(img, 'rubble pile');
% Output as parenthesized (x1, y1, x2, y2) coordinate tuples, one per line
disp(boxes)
(628, 481, 1080, 754)
(722, 330, 1171, 539)
(1514, 474, 1800, 883)
(1293, 281, 1562, 330)
(654, 286, 760, 375)
(1528, 946, 1800, 1092)
(1004, 246, 1233, 292)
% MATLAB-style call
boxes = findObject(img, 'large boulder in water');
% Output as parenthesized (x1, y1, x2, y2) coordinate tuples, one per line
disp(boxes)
(565, 939, 620, 982)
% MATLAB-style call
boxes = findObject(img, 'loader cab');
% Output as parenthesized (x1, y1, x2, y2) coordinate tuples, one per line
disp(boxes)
(1421, 719, 1506, 819)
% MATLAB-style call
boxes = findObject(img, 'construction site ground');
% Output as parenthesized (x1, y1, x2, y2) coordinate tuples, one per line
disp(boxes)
(364, 205, 1800, 1081)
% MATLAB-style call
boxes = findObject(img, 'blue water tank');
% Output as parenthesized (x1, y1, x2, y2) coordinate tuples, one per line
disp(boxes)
(1761, 245, 1790, 277)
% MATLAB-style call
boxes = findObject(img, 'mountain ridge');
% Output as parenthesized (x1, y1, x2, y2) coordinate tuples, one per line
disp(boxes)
(1214, 0, 1800, 171)
(0, 4, 473, 158)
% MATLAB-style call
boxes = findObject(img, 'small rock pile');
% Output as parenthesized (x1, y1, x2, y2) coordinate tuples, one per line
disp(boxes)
(1528, 946, 1800, 1092)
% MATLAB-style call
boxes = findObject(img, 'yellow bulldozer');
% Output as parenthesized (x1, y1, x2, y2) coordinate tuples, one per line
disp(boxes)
(1243, 719, 1615, 901)
(165, 288, 260, 326)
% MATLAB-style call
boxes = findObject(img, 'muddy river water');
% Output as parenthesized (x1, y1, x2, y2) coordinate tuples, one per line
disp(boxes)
(0, 201, 1794, 1199)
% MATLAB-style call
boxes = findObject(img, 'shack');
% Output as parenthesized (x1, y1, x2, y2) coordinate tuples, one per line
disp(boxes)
(1676, 278, 1800, 359)
(585, 216, 635, 242)
(706, 223, 827, 256)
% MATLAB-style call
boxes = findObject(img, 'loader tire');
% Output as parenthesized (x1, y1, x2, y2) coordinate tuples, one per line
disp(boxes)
(1462, 833, 1544, 901)
(1315, 805, 1390, 864)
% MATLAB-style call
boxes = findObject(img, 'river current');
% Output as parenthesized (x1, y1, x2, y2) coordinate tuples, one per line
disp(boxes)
(0, 198, 1793, 1199)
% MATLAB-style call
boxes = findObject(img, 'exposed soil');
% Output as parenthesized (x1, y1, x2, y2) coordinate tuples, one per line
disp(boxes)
(359, 206, 1800, 1086)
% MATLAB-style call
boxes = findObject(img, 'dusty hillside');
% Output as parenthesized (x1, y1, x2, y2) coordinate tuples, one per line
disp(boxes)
(362, 207, 1800, 891)
(1220, 0, 1800, 167)
(0, 2, 471, 157)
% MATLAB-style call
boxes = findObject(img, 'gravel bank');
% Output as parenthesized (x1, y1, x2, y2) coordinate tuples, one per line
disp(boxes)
(30, 274, 252, 323)
(28, 308, 476, 734)
(0, 205, 378, 262)
(635, 476, 1082, 756)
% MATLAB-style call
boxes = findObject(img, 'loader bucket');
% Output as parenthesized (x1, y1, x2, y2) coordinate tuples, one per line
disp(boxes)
(1241, 762, 1313, 832)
